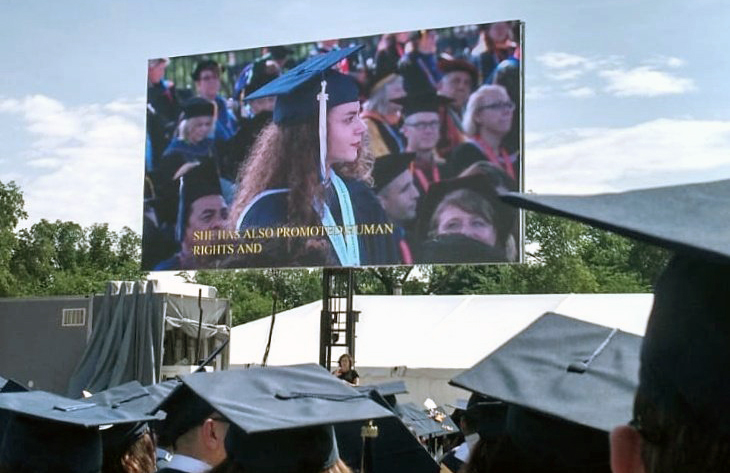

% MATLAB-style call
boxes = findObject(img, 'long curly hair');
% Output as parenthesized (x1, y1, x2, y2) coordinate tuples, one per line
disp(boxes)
(229, 114, 373, 228)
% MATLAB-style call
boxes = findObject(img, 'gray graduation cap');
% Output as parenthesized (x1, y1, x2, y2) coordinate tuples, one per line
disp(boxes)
(245, 45, 363, 180)
(450, 313, 641, 470)
(502, 179, 730, 436)
(0, 389, 163, 473)
(502, 179, 730, 264)
(160, 364, 393, 472)
(336, 390, 439, 473)
(81, 381, 162, 459)
(450, 312, 641, 432)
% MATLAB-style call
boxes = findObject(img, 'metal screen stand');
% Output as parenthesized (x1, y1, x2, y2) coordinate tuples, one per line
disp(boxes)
(319, 268, 359, 369)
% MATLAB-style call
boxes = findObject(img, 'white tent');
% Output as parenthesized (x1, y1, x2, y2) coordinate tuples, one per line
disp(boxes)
(230, 293, 653, 407)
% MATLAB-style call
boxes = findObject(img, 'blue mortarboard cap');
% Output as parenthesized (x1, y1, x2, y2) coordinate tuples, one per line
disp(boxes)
(164, 364, 393, 472)
(246, 45, 363, 125)
(0, 390, 163, 473)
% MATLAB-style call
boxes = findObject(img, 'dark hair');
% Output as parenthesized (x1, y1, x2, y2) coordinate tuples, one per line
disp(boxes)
(633, 388, 730, 472)
(338, 353, 354, 368)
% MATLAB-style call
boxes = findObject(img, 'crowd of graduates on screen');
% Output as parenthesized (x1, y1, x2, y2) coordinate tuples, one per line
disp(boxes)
(143, 21, 522, 270)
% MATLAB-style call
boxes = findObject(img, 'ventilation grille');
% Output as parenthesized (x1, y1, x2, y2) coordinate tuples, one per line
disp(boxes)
(62, 308, 86, 327)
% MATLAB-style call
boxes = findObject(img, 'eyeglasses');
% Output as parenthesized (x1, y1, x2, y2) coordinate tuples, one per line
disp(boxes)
(404, 120, 440, 131)
(477, 101, 515, 112)
(199, 74, 220, 82)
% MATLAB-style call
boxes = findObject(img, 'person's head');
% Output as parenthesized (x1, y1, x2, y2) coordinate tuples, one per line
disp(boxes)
(241, 59, 280, 117)
(438, 70, 473, 109)
(463, 84, 514, 137)
(391, 91, 450, 155)
(485, 21, 513, 46)
(338, 354, 354, 372)
(102, 430, 157, 473)
(437, 57, 477, 109)
(174, 159, 227, 256)
(372, 152, 419, 226)
(181, 194, 228, 253)
(402, 111, 440, 153)
(179, 97, 216, 144)
(325, 101, 366, 169)
(363, 73, 405, 119)
(147, 58, 169, 85)
(231, 48, 372, 229)
(192, 60, 222, 100)
(377, 169, 419, 225)
(172, 366, 392, 473)
(173, 415, 230, 467)
(155, 385, 229, 468)
(428, 188, 497, 246)
(610, 255, 730, 473)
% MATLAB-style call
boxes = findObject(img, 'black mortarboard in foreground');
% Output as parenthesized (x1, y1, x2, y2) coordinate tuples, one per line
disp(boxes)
(245, 45, 363, 125)
(502, 179, 730, 435)
(161, 364, 393, 472)
(391, 91, 451, 117)
(450, 312, 641, 470)
(451, 312, 641, 433)
(0, 390, 162, 473)
(502, 179, 730, 264)
(372, 152, 415, 193)
(181, 96, 215, 119)
(336, 390, 439, 473)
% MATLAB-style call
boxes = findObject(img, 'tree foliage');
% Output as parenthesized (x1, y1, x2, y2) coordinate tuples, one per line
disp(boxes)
(0, 180, 145, 296)
(193, 269, 322, 326)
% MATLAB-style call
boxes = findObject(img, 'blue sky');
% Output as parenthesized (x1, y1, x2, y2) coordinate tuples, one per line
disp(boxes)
(1, 0, 729, 232)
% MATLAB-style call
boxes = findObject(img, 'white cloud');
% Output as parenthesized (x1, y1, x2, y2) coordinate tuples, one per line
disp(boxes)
(565, 87, 595, 98)
(600, 67, 695, 97)
(0, 95, 146, 232)
(537, 52, 588, 69)
(526, 118, 730, 194)
(535, 51, 694, 98)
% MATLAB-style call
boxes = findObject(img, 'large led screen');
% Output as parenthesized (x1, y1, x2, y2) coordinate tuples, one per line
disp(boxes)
(143, 20, 523, 270)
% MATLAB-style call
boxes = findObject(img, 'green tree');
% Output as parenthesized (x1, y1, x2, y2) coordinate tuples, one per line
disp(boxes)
(194, 269, 321, 326)
(0, 180, 27, 295)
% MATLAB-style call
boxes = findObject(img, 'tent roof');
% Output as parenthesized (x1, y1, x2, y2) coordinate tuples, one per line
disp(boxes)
(230, 294, 653, 369)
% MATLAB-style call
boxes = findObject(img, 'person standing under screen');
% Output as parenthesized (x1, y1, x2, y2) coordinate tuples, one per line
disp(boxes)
(333, 354, 360, 386)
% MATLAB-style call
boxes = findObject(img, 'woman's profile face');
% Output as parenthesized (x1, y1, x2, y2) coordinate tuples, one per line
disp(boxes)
(437, 204, 497, 246)
(326, 101, 365, 167)
(188, 116, 215, 143)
